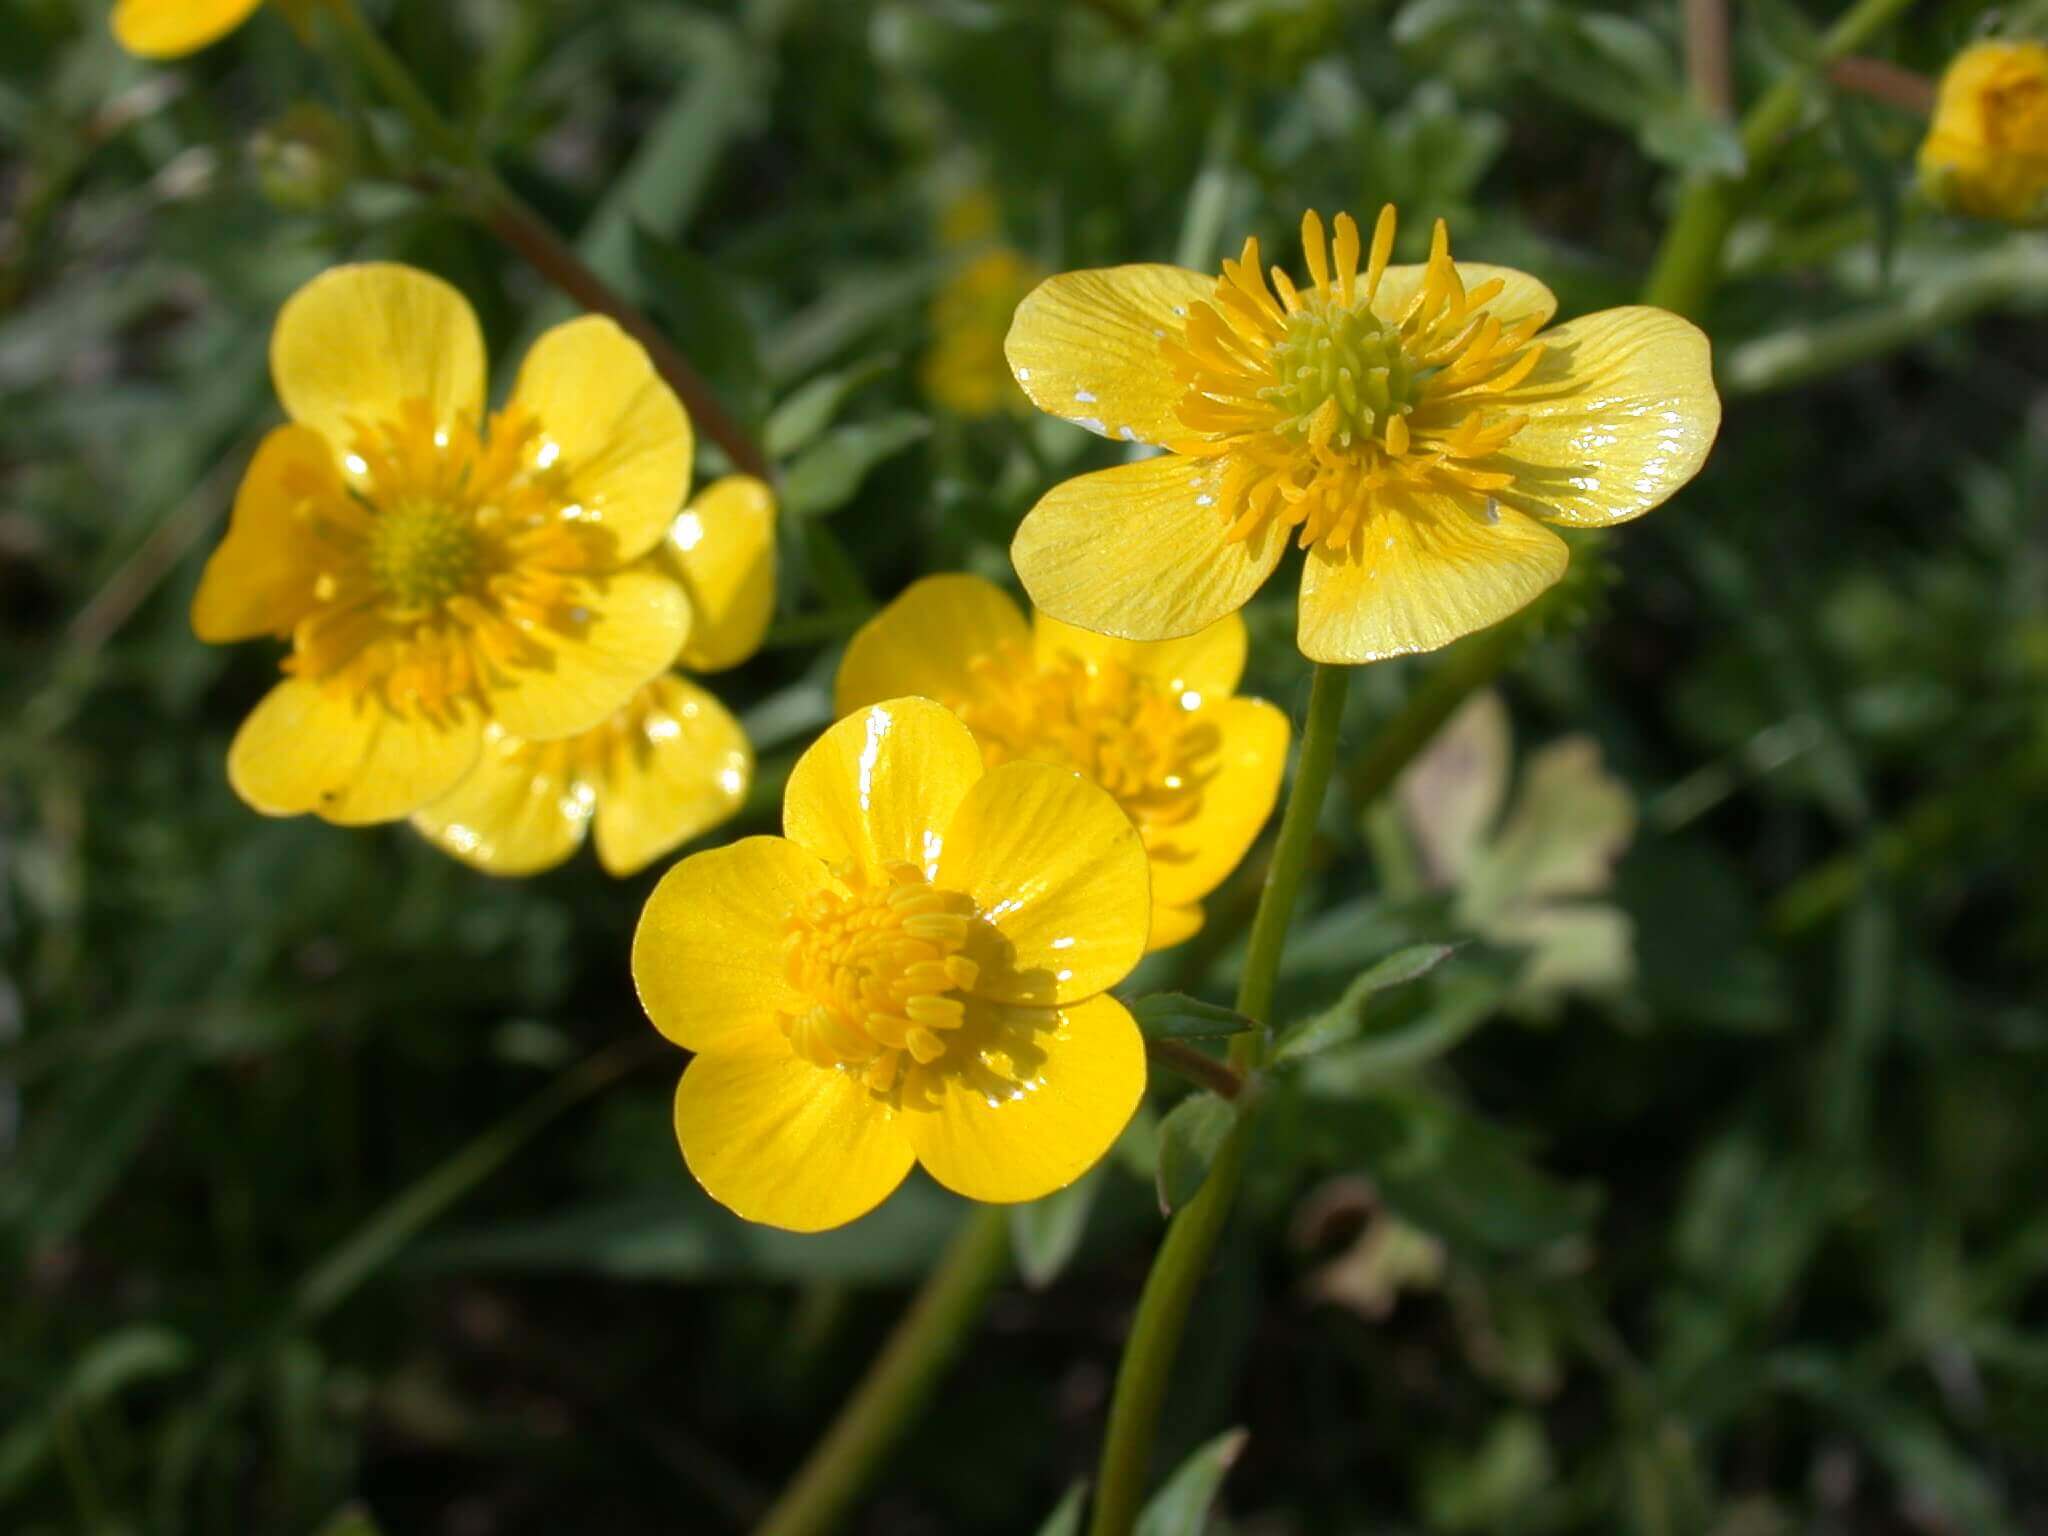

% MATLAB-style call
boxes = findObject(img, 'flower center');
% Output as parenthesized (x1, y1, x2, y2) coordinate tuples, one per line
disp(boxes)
(1259, 299, 1419, 450)
(953, 643, 1219, 830)
(366, 495, 480, 612)
(780, 860, 984, 1094)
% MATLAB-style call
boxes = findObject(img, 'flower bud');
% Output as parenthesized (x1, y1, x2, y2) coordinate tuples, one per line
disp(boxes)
(1919, 39, 2048, 226)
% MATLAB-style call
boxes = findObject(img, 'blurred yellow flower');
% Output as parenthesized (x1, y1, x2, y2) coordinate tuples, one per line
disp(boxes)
(1007, 206, 1719, 664)
(193, 263, 693, 826)
(921, 248, 1045, 419)
(411, 477, 776, 878)
(632, 698, 1150, 1232)
(1919, 39, 2048, 226)
(837, 574, 1287, 951)
(112, 0, 264, 57)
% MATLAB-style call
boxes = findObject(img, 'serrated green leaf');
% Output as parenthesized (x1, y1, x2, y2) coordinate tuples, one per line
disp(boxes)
(781, 413, 930, 518)
(1135, 1427, 1247, 1536)
(1131, 992, 1259, 1041)
(1011, 1164, 1105, 1289)
(1273, 943, 1458, 1063)
(1155, 1093, 1235, 1216)
(763, 353, 899, 460)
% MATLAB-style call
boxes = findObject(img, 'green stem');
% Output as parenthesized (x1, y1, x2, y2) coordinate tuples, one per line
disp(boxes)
(1087, 663, 1351, 1536)
(751, 1206, 1012, 1536)
(1641, 0, 1922, 319)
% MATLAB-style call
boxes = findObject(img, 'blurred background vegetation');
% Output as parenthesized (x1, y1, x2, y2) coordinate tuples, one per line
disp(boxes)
(4, 0, 2047, 1531)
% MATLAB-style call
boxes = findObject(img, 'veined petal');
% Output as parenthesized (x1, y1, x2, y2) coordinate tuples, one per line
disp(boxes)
(664, 476, 777, 673)
(901, 994, 1144, 1204)
(1489, 307, 1719, 528)
(783, 698, 984, 873)
(1012, 455, 1284, 642)
(510, 316, 694, 564)
(112, 0, 263, 56)
(1369, 261, 1558, 333)
(1032, 608, 1247, 703)
(836, 574, 1029, 717)
(632, 835, 828, 1055)
(410, 728, 589, 877)
(271, 264, 486, 453)
(1297, 493, 1568, 664)
(191, 425, 337, 643)
(484, 565, 690, 742)
(592, 675, 752, 877)
(1148, 900, 1206, 953)
(935, 761, 1149, 1005)
(1005, 264, 1215, 446)
(1145, 696, 1289, 908)
(673, 1045, 913, 1232)
(227, 677, 482, 825)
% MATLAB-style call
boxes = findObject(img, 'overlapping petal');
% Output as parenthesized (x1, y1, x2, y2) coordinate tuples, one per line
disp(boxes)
(902, 994, 1144, 1204)
(1013, 454, 1284, 642)
(592, 675, 752, 876)
(665, 476, 778, 673)
(191, 425, 338, 642)
(836, 574, 1029, 717)
(483, 566, 690, 742)
(673, 1044, 914, 1233)
(782, 699, 985, 874)
(509, 316, 694, 564)
(1031, 608, 1247, 703)
(1144, 696, 1290, 908)
(934, 761, 1149, 1004)
(1005, 264, 1216, 447)
(227, 677, 482, 826)
(271, 264, 486, 453)
(410, 728, 589, 877)
(112, 0, 263, 57)
(632, 835, 829, 1056)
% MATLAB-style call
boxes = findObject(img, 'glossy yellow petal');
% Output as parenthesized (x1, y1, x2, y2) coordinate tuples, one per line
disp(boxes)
(1145, 697, 1289, 908)
(1006, 264, 1216, 447)
(191, 425, 337, 643)
(1031, 608, 1247, 702)
(1369, 262, 1557, 333)
(1297, 494, 1568, 664)
(484, 565, 690, 742)
(409, 727, 589, 877)
(664, 476, 777, 673)
(509, 316, 694, 564)
(782, 698, 985, 873)
(1012, 454, 1284, 642)
(1147, 900, 1206, 953)
(673, 1044, 913, 1232)
(1490, 307, 1720, 528)
(227, 677, 482, 825)
(901, 994, 1144, 1204)
(633, 835, 829, 1055)
(835, 574, 1029, 717)
(112, 0, 263, 56)
(935, 761, 1149, 1005)
(271, 264, 486, 453)
(592, 675, 752, 877)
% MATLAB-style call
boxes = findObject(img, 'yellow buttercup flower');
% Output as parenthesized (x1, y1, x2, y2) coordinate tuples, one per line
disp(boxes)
(837, 574, 1287, 951)
(1007, 206, 1720, 664)
(193, 263, 693, 826)
(921, 248, 1045, 419)
(411, 476, 776, 877)
(112, 0, 265, 57)
(1919, 39, 2048, 226)
(632, 697, 1151, 1232)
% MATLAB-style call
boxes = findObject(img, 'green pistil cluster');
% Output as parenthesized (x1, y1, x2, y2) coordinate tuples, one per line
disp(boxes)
(368, 497, 481, 611)
(1260, 300, 1417, 447)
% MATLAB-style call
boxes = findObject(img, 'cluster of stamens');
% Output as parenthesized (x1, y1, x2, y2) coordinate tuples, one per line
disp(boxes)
(954, 644, 1219, 830)
(282, 399, 612, 717)
(780, 860, 984, 1095)
(1161, 206, 1549, 554)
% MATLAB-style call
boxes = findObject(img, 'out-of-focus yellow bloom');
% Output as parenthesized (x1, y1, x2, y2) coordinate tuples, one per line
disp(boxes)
(837, 574, 1286, 951)
(1007, 206, 1719, 664)
(193, 263, 693, 826)
(632, 698, 1150, 1232)
(112, 0, 265, 57)
(921, 249, 1045, 419)
(1919, 39, 2048, 226)
(411, 477, 776, 878)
